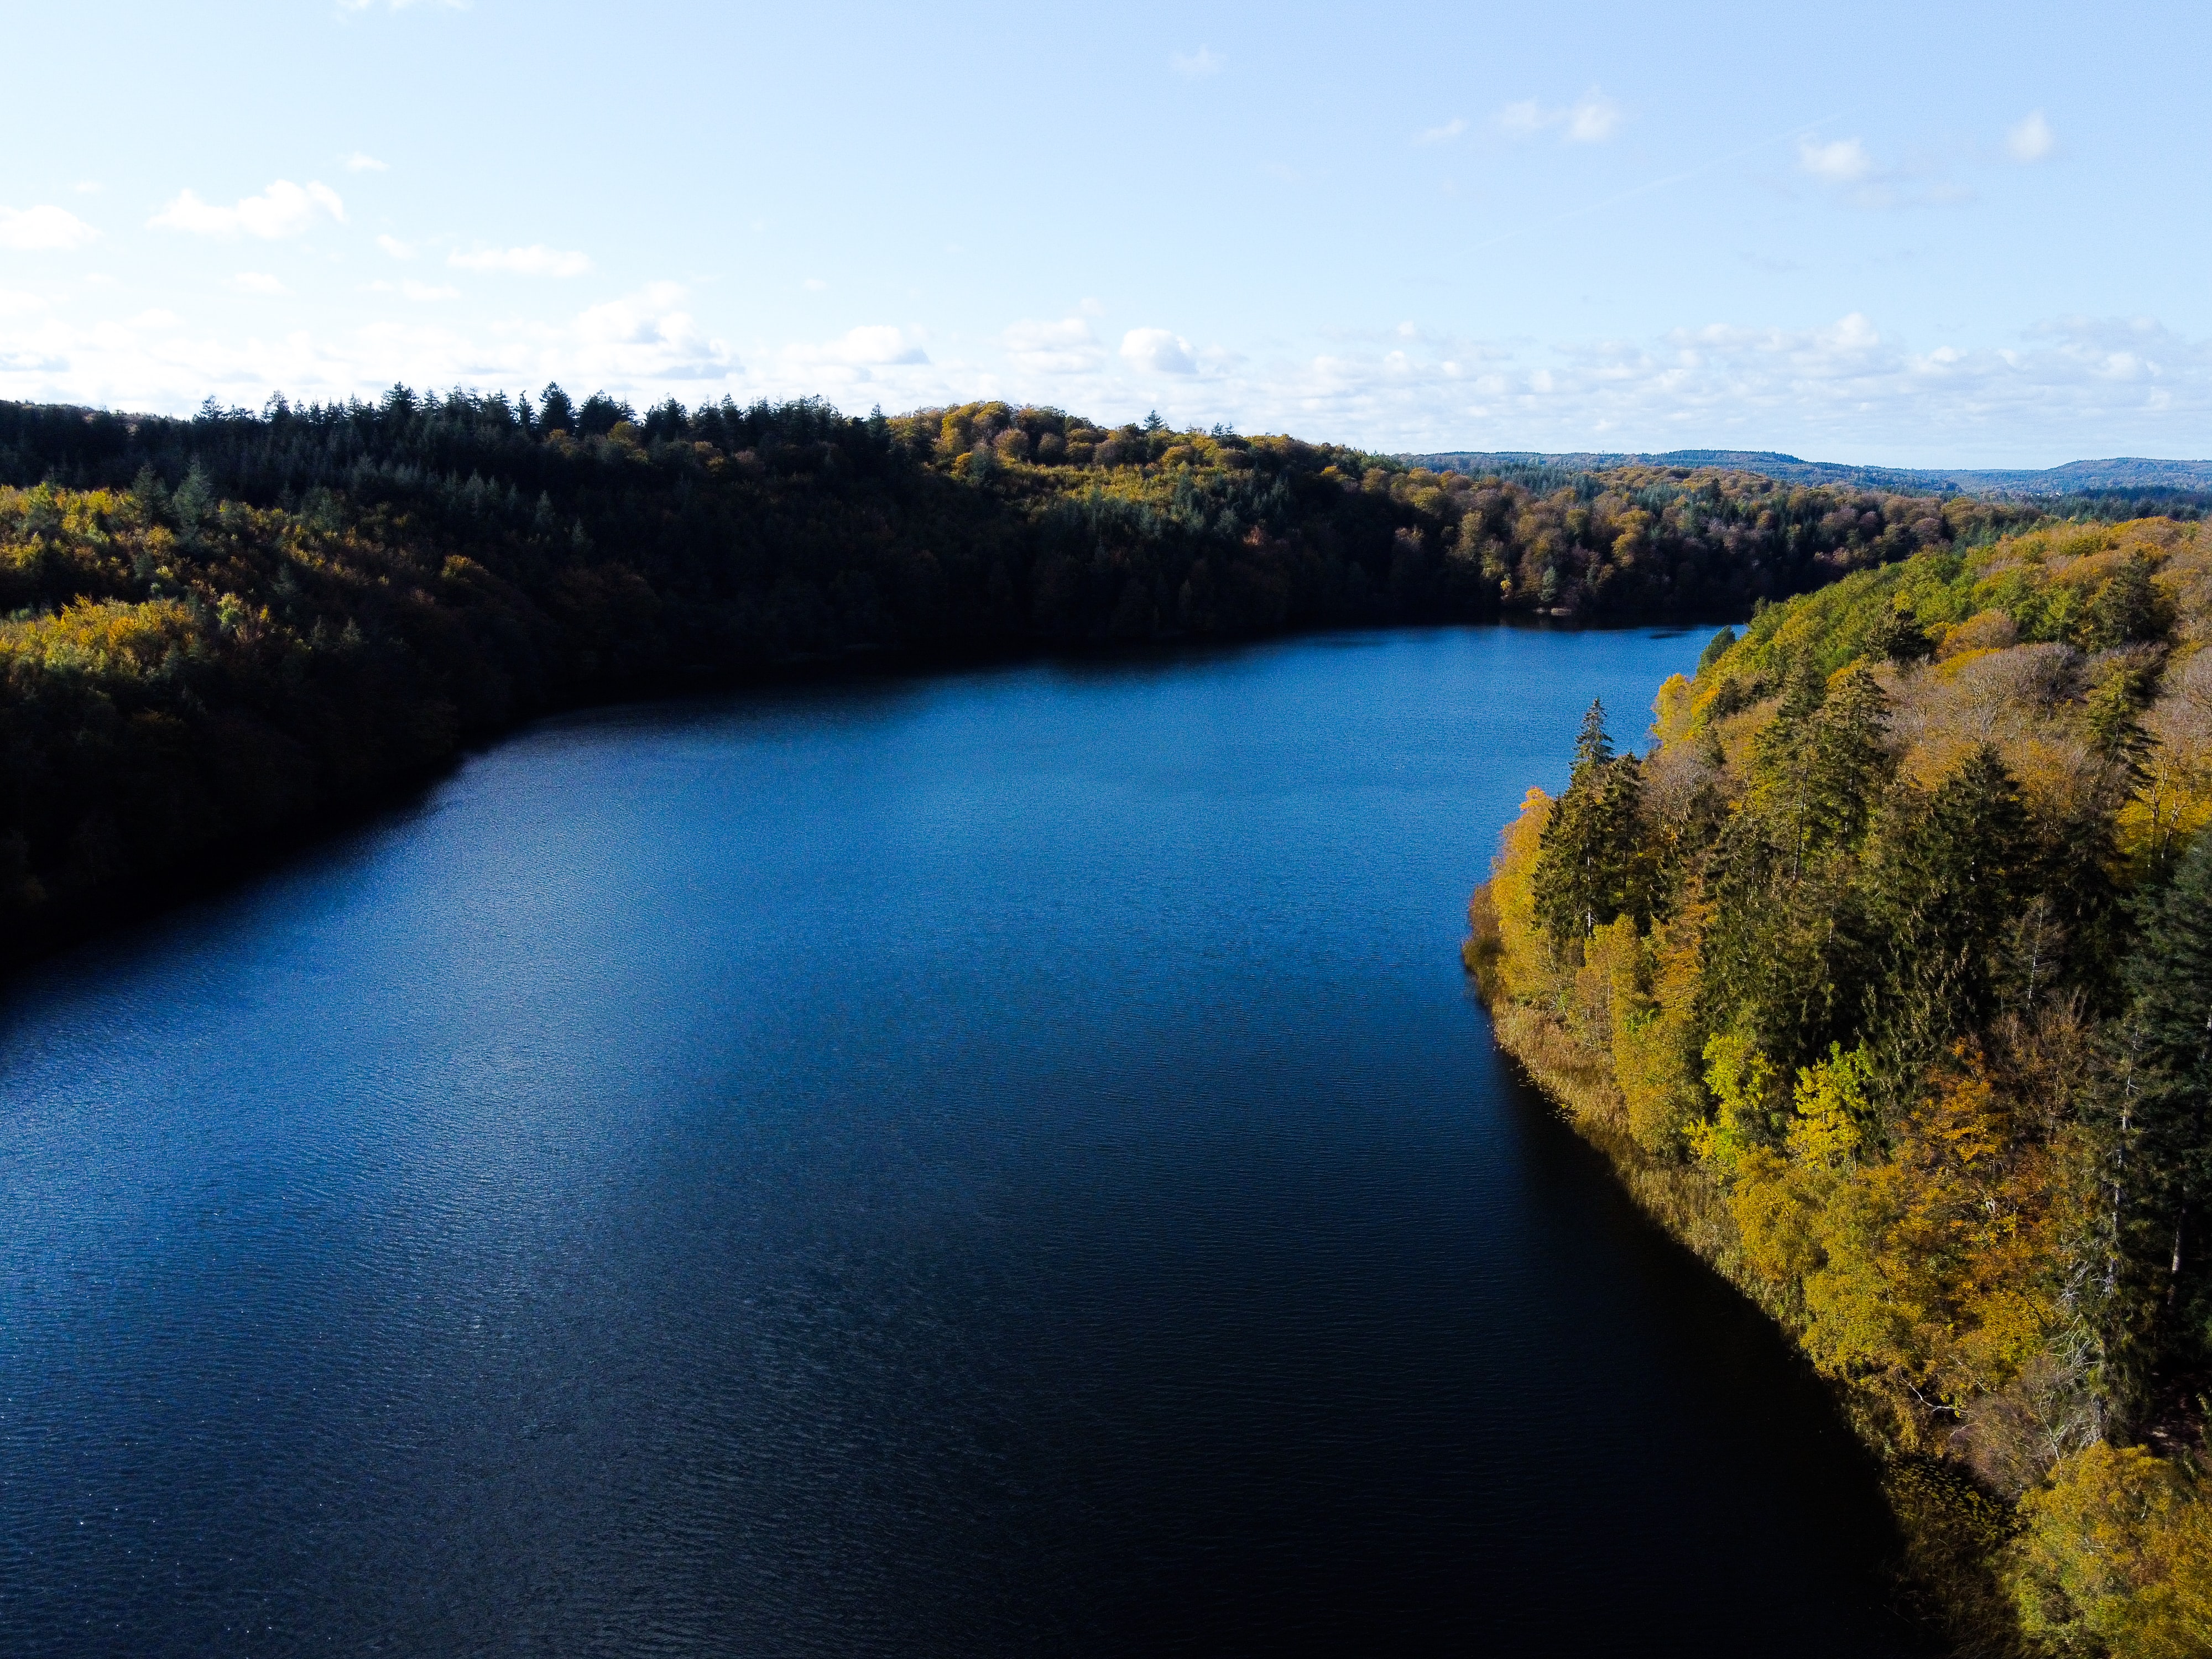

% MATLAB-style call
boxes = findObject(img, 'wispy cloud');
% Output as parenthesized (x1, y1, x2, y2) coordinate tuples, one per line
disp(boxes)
(0, 204, 99, 252)
(1169, 46, 1223, 79)
(228, 272, 289, 296)
(449, 244, 591, 276)
(2006, 111, 2056, 163)
(1793, 135, 1971, 210)
(152, 181, 345, 238)
(342, 152, 389, 173)
(567, 283, 738, 381)
(1121, 327, 1197, 375)
(1564, 91, 1623, 143)
(1798, 136, 1873, 184)
(1416, 117, 1467, 146)
(1499, 88, 1623, 144)
(785, 325, 928, 368)
(1004, 317, 1103, 373)
(375, 234, 415, 259)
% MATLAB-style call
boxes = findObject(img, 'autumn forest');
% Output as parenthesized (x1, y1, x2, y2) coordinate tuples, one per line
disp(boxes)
(1473, 523, 2212, 1653)
(10, 386, 2212, 1652)
(1, 387, 2049, 964)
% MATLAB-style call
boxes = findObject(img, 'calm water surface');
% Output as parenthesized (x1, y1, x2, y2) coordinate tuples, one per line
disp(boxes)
(1, 628, 1927, 1656)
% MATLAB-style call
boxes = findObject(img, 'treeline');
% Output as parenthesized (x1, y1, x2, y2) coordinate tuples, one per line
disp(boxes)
(1470, 519, 2212, 1653)
(1, 385, 2060, 962)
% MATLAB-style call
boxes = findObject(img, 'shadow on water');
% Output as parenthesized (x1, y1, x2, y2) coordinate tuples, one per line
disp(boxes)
(1478, 1029, 1932, 1655)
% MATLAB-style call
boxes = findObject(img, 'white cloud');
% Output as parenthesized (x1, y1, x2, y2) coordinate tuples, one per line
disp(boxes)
(152, 180, 345, 239)
(1564, 90, 1623, 143)
(812, 325, 929, 366)
(803, 276, 828, 291)
(1416, 117, 1467, 145)
(449, 244, 592, 276)
(573, 282, 738, 379)
(376, 234, 415, 259)
(1121, 327, 1197, 375)
(1005, 317, 1103, 373)
(228, 272, 289, 296)
(72, 181, 101, 195)
(12, 283, 2212, 468)
(0, 205, 99, 252)
(402, 280, 458, 301)
(1793, 138, 1974, 211)
(1498, 100, 1546, 138)
(343, 152, 389, 172)
(2007, 111, 2056, 163)
(1798, 137, 1874, 184)
(1499, 88, 1623, 144)
(1223, 310, 2212, 458)
(1169, 46, 1223, 78)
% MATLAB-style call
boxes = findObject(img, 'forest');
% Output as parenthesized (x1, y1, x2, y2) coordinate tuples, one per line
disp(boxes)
(0, 385, 2068, 965)
(1469, 520, 2212, 1653)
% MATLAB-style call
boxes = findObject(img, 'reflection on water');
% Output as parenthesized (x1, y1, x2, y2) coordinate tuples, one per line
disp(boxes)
(0, 628, 1927, 1656)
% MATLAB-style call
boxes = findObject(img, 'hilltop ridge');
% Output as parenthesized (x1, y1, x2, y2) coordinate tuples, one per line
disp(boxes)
(1410, 448, 2212, 502)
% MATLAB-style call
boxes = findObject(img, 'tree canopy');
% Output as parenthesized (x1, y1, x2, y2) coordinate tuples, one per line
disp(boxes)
(1473, 517, 2212, 1653)
(0, 387, 2107, 966)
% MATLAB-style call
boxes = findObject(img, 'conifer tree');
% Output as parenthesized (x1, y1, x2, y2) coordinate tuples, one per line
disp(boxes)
(2122, 833, 2212, 1323)
(1531, 700, 1654, 948)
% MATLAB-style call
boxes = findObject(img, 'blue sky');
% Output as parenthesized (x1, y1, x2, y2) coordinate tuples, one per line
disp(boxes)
(4, 0, 2207, 464)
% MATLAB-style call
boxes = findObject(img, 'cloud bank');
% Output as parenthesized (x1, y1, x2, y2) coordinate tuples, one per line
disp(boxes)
(152, 181, 345, 239)
(2, 290, 2208, 468)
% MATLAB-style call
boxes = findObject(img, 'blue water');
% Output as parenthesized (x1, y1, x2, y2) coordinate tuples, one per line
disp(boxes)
(0, 628, 1925, 1656)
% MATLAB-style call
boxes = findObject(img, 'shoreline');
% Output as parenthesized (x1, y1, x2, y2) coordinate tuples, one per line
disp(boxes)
(1, 616, 1724, 987)
(1467, 905, 2026, 1657)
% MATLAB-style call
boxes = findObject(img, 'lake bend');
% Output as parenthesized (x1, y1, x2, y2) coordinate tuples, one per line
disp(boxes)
(0, 627, 1933, 1656)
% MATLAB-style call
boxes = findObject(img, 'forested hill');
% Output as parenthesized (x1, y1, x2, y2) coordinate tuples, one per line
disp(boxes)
(1412, 447, 2212, 512)
(0, 387, 2072, 964)
(1470, 519, 2212, 1652)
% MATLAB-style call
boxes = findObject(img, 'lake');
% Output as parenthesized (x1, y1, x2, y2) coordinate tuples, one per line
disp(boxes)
(0, 627, 1927, 1656)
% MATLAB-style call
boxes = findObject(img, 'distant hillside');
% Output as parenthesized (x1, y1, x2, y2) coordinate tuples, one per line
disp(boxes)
(9, 390, 2073, 966)
(1409, 448, 2212, 501)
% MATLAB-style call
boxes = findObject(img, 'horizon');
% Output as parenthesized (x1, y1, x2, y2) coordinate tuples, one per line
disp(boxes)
(19, 387, 2210, 483)
(6, 0, 2209, 468)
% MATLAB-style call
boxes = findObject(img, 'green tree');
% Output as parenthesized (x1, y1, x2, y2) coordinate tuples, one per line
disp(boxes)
(2121, 833, 2212, 1332)
(1863, 745, 2034, 1114)
(1531, 700, 1655, 948)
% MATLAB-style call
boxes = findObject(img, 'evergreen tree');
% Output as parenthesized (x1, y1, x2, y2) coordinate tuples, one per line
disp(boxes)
(1695, 625, 1736, 675)
(1866, 598, 1933, 663)
(1863, 744, 2034, 1112)
(2084, 551, 2168, 650)
(2122, 833, 2212, 1328)
(1531, 700, 1654, 948)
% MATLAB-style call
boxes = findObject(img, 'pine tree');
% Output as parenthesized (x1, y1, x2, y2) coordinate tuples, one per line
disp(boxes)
(1531, 700, 1654, 948)
(1863, 745, 2033, 1112)
(2122, 833, 2212, 1321)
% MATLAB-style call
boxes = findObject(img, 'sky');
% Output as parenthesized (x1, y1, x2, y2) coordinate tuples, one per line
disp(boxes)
(4, 0, 2209, 466)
